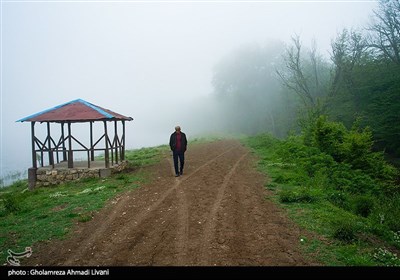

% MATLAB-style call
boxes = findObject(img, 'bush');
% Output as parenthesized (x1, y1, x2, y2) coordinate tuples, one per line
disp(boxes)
(275, 136, 308, 162)
(366, 152, 399, 184)
(371, 194, 400, 233)
(329, 164, 377, 194)
(3, 194, 21, 214)
(326, 191, 351, 211)
(353, 195, 375, 217)
(310, 116, 398, 186)
(299, 150, 335, 178)
(332, 220, 358, 243)
(341, 126, 374, 169)
(311, 115, 346, 161)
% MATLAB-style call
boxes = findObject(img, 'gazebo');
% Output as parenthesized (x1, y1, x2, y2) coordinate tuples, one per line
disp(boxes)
(17, 99, 133, 189)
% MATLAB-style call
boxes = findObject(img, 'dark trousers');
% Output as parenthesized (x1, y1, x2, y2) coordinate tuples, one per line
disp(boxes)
(173, 150, 185, 175)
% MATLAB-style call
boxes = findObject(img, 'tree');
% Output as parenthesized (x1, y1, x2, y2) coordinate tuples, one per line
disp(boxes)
(330, 29, 368, 98)
(276, 35, 330, 110)
(367, 0, 400, 64)
(328, 28, 370, 121)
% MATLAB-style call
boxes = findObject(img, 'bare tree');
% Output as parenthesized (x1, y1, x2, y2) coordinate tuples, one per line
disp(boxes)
(276, 35, 329, 110)
(367, 0, 400, 64)
(276, 35, 314, 107)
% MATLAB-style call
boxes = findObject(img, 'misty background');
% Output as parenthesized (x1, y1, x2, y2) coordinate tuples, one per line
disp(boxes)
(1, 1, 377, 185)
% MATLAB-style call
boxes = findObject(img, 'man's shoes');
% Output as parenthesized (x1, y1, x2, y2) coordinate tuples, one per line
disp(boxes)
(180, 171, 183, 175)
(175, 173, 180, 177)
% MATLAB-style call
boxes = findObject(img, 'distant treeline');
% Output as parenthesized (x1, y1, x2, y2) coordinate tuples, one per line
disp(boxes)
(208, 0, 400, 157)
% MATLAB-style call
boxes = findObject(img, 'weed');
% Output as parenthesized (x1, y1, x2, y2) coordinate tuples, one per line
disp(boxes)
(353, 195, 375, 217)
(372, 248, 400, 266)
(78, 214, 92, 223)
(3, 195, 21, 214)
(332, 221, 358, 243)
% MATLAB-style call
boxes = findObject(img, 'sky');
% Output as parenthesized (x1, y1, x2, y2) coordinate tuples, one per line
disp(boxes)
(0, 0, 378, 181)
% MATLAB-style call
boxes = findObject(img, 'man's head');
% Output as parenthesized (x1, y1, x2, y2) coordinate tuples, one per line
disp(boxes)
(175, 126, 181, 132)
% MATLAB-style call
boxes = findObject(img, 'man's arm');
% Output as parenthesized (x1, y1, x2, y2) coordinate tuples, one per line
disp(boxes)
(169, 133, 174, 151)
(183, 133, 188, 151)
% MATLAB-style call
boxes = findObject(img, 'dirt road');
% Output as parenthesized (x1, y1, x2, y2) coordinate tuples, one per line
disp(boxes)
(25, 139, 316, 266)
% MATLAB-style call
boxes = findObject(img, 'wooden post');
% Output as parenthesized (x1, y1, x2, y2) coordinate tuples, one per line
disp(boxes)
(104, 121, 109, 168)
(68, 122, 73, 168)
(47, 122, 54, 167)
(122, 121, 126, 160)
(87, 151, 91, 168)
(31, 122, 37, 168)
(61, 122, 67, 161)
(114, 121, 118, 164)
(90, 121, 95, 161)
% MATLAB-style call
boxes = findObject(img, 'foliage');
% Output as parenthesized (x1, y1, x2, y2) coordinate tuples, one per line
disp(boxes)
(244, 133, 400, 265)
(372, 248, 400, 266)
(353, 195, 375, 217)
(310, 116, 398, 188)
(370, 194, 400, 233)
(332, 220, 358, 243)
(2, 194, 21, 214)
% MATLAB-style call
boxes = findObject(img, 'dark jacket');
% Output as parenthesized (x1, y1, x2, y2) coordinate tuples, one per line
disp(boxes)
(169, 132, 187, 152)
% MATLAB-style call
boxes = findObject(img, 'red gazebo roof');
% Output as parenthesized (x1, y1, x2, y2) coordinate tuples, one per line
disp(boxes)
(17, 99, 133, 123)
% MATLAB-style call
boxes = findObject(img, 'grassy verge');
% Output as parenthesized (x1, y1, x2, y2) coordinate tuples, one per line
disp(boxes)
(0, 145, 169, 264)
(242, 134, 400, 266)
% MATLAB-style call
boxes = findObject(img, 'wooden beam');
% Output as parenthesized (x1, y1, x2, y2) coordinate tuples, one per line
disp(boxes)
(122, 121, 126, 161)
(104, 121, 109, 168)
(114, 120, 118, 164)
(61, 122, 67, 161)
(90, 122, 94, 161)
(68, 122, 73, 168)
(47, 122, 54, 168)
(31, 122, 37, 169)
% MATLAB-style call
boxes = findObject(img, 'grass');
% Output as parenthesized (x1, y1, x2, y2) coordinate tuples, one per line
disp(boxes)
(0, 144, 169, 264)
(242, 134, 400, 266)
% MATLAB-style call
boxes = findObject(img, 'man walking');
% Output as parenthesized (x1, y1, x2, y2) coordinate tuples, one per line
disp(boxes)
(169, 126, 187, 177)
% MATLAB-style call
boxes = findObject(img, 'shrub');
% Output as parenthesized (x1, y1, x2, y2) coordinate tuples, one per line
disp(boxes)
(370, 194, 400, 233)
(311, 115, 346, 161)
(366, 152, 399, 184)
(326, 191, 351, 210)
(353, 195, 375, 217)
(299, 150, 335, 178)
(310, 116, 398, 186)
(341, 126, 373, 169)
(332, 220, 358, 243)
(275, 136, 307, 162)
(329, 165, 377, 194)
(3, 194, 21, 214)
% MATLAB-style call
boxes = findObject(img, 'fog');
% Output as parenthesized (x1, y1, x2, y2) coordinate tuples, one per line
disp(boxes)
(0, 1, 376, 182)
